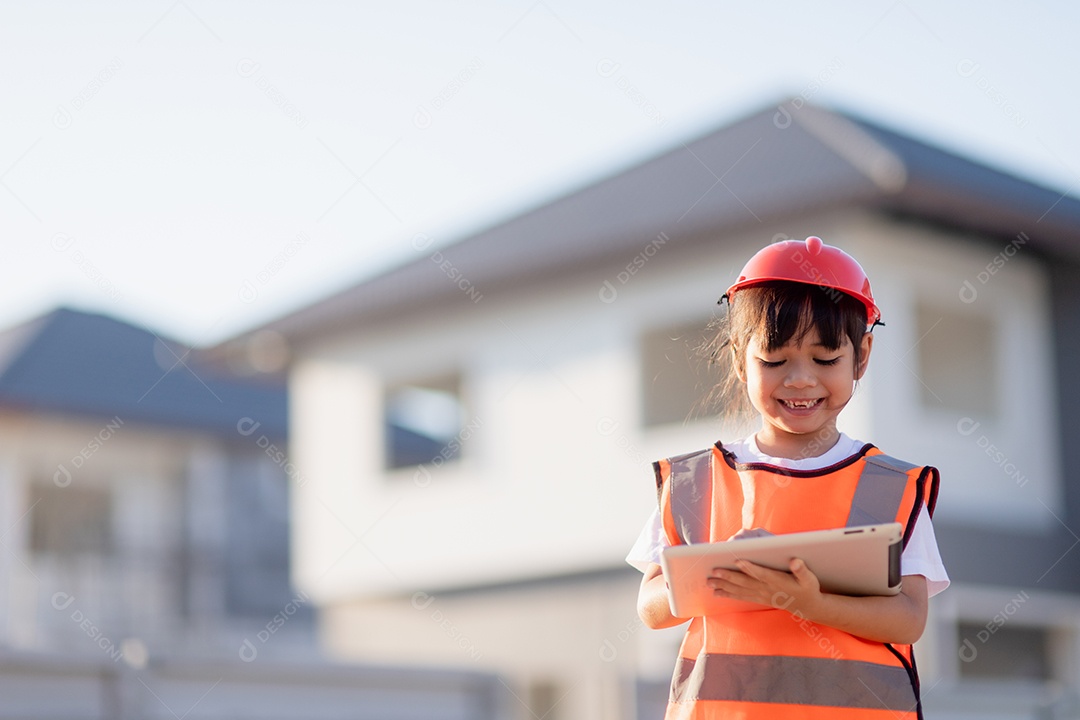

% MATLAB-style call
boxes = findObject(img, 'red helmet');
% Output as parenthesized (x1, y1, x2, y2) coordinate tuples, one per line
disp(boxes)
(724, 236, 881, 326)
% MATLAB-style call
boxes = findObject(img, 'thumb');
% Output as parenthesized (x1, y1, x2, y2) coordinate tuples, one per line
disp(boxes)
(790, 558, 817, 586)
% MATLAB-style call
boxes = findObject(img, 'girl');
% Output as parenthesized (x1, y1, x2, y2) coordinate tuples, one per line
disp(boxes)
(626, 236, 949, 720)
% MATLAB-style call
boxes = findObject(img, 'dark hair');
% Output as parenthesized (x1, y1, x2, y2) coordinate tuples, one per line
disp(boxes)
(699, 281, 870, 418)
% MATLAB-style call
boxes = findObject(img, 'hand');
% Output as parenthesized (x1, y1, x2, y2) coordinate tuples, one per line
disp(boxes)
(707, 557, 823, 613)
(726, 527, 774, 541)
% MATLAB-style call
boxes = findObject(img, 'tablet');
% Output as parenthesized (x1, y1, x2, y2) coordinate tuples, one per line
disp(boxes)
(659, 523, 903, 617)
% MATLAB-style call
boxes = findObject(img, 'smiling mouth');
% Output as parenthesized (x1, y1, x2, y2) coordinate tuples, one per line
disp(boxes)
(779, 398, 824, 410)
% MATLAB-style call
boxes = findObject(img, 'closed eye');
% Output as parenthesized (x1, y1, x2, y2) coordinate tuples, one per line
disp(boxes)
(815, 357, 841, 366)
(758, 359, 784, 368)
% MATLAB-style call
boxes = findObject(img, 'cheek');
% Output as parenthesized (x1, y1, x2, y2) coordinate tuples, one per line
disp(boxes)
(826, 365, 858, 388)
(743, 367, 771, 395)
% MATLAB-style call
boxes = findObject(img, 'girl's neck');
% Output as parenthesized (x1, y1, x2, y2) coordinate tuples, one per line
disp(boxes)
(754, 425, 841, 461)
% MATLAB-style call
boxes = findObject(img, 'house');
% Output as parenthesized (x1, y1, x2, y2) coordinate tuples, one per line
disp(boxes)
(0, 307, 313, 660)
(0, 306, 513, 718)
(243, 99, 1080, 719)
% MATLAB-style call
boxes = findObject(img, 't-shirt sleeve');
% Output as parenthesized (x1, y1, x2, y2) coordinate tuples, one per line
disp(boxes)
(625, 507, 670, 573)
(900, 503, 950, 597)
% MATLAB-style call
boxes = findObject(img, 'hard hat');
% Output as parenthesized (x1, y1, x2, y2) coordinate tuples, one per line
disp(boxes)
(722, 236, 882, 326)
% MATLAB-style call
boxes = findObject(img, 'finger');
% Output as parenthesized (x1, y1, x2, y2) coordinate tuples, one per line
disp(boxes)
(789, 558, 819, 588)
(734, 559, 785, 582)
(710, 579, 764, 601)
(707, 569, 751, 589)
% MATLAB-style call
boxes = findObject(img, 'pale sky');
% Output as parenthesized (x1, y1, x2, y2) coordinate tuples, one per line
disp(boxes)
(2, 1, 1077, 346)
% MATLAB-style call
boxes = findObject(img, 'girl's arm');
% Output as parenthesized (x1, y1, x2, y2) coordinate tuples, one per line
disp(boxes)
(637, 563, 691, 630)
(708, 559, 928, 645)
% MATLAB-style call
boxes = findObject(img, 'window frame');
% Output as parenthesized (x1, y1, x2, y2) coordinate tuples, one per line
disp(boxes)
(382, 371, 470, 473)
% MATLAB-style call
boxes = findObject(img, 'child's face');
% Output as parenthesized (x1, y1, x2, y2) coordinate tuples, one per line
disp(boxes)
(738, 325, 872, 456)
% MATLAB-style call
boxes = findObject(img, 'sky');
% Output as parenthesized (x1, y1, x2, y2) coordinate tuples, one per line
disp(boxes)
(2, 1, 1078, 346)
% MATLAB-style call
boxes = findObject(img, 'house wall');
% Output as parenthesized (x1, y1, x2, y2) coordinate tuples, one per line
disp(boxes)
(321, 570, 648, 720)
(288, 219, 759, 602)
(0, 412, 310, 661)
(0, 413, 186, 652)
(850, 217, 1061, 533)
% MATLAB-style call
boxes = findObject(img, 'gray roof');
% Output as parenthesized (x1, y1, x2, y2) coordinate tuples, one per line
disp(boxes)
(252, 99, 1080, 345)
(0, 308, 287, 437)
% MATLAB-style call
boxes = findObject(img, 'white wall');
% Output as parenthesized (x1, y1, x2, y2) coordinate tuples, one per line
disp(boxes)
(322, 574, 643, 720)
(292, 212, 830, 601)
(0, 413, 190, 651)
(847, 214, 1061, 532)
(0, 412, 303, 657)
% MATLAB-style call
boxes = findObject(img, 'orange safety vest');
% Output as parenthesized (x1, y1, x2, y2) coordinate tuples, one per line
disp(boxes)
(654, 442, 940, 720)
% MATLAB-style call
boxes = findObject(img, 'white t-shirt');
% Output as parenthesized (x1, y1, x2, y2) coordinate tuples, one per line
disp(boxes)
(625, 433, 950, 597)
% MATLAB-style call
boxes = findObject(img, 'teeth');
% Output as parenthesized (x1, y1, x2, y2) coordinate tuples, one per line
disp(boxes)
(784, 399, 819, 408)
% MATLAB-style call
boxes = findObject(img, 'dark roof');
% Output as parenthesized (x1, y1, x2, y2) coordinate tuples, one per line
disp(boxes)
(849, 115, 1080, 255)
(0, 308, 287, 437)
(249, 99, 1080, 345)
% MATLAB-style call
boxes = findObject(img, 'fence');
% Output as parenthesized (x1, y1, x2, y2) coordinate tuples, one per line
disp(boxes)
(0, 650, 512, 720)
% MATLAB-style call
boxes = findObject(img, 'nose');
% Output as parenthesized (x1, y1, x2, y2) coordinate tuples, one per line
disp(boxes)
(784, 361, 817, 389)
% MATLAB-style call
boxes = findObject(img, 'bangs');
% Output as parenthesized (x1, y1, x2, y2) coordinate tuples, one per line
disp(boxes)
(734, 282, 866, 353)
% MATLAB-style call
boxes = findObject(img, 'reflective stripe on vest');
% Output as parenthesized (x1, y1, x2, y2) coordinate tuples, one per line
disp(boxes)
(665, 448, 713, 545)
(846, 453, 918, 528)
(672, 654, 917, 711)
(666, 448, 916, 545)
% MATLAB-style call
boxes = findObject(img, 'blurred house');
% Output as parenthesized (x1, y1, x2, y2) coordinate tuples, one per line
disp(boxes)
(244, 100, 1080, 720)
(0, 307, 312, 660)
(0, 307, 513, 719)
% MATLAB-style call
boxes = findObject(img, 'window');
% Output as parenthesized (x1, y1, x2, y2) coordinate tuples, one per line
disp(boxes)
(526, 679, 562, 720)
(384, 374, 466, 469)
(223, 455, 306, 618)
(30, 483, 112, 556)
(641, 321, 729, 427)
(957, 622, 1052, 681)
(915, 301, 998, 416)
